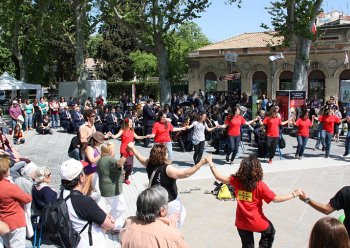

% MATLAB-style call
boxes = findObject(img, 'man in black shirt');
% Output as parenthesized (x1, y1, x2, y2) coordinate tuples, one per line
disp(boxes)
(60, 159, 116, 246)
(300, 186, 350, 236)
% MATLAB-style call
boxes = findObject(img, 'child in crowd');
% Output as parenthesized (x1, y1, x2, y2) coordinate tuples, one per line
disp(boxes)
(13, 124, 25, 144)
(111, 118, 149, 185)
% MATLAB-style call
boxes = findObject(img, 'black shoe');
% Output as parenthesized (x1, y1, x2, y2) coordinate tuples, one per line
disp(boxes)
(343, 153, 349, 157)
(225, 156, 230, 163)
(212, 150, 220, 154)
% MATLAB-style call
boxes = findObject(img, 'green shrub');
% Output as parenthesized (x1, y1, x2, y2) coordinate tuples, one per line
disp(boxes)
(107, 81, 160, 101)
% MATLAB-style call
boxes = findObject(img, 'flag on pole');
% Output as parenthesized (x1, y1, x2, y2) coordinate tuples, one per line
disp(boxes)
(269, 52, 285, 62)
(345, 52, 349, 65)
(311, 21, 317, 35)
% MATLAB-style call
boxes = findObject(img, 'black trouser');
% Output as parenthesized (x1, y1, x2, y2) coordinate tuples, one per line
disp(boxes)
(193, 141, 205, 164)
(237, 222, 275, 248)
(227, 135, 240, 161)
(144, 126, 153, 147)
(266, 136, 279, 160)
(123, 156, 134, 180)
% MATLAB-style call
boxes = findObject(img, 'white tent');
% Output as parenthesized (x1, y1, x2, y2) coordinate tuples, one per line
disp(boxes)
(0, 72, 43, 99)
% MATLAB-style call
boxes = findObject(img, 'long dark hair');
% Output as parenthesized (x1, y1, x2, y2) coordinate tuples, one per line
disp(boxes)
(227, 106, 239, 121)
(266, 106, 278, 118)
(234, 155, 263, 191)
(147, 144, 168, 168)
(156, 111, 168, 129)
(309, 217, 349, 248)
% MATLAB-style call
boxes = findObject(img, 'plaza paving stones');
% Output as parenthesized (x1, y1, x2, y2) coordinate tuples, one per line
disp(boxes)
(19, 128, 349, 248)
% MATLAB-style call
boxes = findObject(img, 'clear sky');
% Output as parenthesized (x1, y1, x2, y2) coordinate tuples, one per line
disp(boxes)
(194, 0, 350, 43)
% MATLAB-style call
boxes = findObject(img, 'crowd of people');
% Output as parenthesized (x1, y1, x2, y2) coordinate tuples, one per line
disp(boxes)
(0, 90, 349, 248)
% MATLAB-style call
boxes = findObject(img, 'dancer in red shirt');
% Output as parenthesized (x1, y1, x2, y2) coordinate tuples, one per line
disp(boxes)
(208, 154, 302, 248)
(315, 108, 341, 158)
(221, 106, 257, 164)
(150, 111, 186, 163)
(258, 106, 290, 164)
(291, 111, 315, 159)
(112, 118, 149, 184)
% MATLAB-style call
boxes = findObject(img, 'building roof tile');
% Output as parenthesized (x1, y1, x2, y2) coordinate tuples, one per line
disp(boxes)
(197, 32, 283, 51)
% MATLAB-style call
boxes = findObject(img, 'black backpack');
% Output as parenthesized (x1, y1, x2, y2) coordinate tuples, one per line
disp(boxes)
(42, 191, 92, 248)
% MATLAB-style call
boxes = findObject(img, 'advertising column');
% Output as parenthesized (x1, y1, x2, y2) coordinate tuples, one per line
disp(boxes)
(276, 90, 290, 121)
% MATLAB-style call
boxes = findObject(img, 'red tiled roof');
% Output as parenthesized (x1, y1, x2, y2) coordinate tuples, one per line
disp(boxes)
(197, 32, 283, 51)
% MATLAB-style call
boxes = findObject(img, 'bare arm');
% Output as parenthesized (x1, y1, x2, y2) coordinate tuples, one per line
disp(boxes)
(101, 215, 116, 230)
(111, 130, 123, 140)
(173, 127, 186, 132)
(127, 143, 148, 167)
(134, 133, 148, 140)
(208, 159, 231, 184)
(273, 189, 303, 203)
(299, 193, 335, 215)
(84, 146, 101, 164)
(166, 158, 207, 179)
(0, 220, 9, 235)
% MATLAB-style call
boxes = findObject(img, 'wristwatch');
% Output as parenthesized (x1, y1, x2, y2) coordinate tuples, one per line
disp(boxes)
(304, 197, 311, 204)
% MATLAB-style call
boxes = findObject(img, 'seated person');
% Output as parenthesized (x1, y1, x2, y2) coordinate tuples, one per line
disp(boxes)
(71, 106, 85, 132)
(36, 115, 53, 135)
(13, 124, 25, 144)
(68, 135, 81, 161)
(60, 105, 73, 132)
(106, 108, 118, 134)
(32, 167, 57, 213)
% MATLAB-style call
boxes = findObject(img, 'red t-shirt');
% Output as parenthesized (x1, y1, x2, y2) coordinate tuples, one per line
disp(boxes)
(230, 176, 276, 232)
(319, 115, 341, 134)
(295, 118, 312, 137)
(152, 122, 173, 143)
(225, 115, 246, 136)
(120, 129, 134, 157)
(263, 116, 282, 138)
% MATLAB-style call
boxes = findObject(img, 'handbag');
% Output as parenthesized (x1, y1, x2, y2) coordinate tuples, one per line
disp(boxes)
(217, 184, 232, 200)
(278, 135, 286, 149)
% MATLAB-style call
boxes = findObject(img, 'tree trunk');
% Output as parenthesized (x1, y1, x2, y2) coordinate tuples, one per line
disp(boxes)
(156, 38, 171, 105)
(74, 0, 87, 100)
(13, 13, 27, 82)
(293, 36, 311, 91)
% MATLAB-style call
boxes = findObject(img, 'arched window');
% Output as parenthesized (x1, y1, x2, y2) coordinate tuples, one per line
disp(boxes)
(279, 71, 293, 90)
(339, 70, 350, 104)
(252, 71, 268, 115)
(308, 70, 325, 105)
(204, 72, 217, 93)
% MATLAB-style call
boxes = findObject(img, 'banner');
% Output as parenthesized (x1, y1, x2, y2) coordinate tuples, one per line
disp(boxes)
(340, 80, 350, 103)
(276, 91, 289, 121)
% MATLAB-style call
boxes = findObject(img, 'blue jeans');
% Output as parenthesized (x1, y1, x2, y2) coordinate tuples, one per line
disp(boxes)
(51, 113, 58, 128)
(227, 135, 240, 161)
(296, 136, 308, 157)
(315, 123, 324, 148)
(24, 113, 33, 129)
(321, 130, 333, 157)
(345, 131, 350, 155)
(10, 161, 26, 180)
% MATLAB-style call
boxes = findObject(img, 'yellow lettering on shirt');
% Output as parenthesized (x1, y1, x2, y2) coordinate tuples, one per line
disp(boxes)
(237, 190, 253, 202)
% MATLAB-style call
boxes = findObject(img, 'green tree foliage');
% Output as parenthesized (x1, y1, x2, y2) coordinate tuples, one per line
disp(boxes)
(263, 0, 323, 91)
(107, 0, 212, 105)
(129, 50, 157, 81)
(95, 21, 136, 81)
(168, 22, 210, 84)
(87, 34, 103, 58)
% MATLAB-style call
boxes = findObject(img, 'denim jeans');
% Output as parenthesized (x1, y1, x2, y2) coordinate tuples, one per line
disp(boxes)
(315, 123, 324, 148)
(321, 130, 333, 157)
(296, 136, 308, 157)
(51, 113, 58, 128)
(345, 131, 350, 155)
(227, 135, 240, 161)
(24, 113, 33, 129)
(10, 161, 26, 180)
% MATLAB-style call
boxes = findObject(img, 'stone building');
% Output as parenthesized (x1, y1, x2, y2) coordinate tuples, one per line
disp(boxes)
(188, 18, 350, 106)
